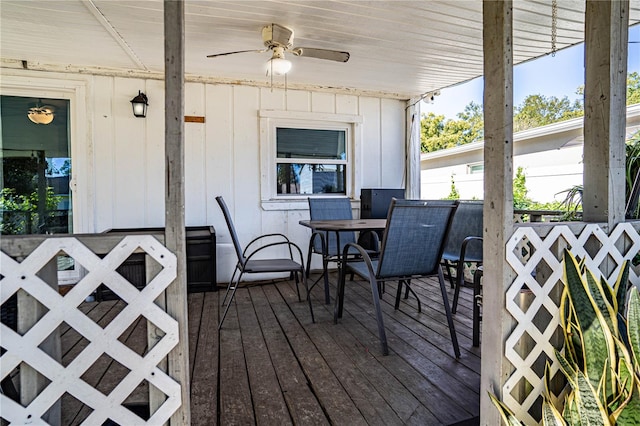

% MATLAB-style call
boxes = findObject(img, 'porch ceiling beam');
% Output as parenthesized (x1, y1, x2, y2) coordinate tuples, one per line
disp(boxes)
(164, 1, 191, 424)
(583, 0, 629, 226)
(480, 1, 516, 424)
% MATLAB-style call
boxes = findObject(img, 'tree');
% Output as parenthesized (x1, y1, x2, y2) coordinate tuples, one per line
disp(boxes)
(421, 72, 640, 153)
(513, 94, 583, 132)
(420, 102, 483, 153)
(628, 71, 640, 105)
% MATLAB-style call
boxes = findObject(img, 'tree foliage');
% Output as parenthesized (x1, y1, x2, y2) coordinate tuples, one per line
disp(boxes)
(513, 94, 583, 132)
(628, 71, 640, 106)
(421, 72, 640, 153)
(421, 102, 483, 153)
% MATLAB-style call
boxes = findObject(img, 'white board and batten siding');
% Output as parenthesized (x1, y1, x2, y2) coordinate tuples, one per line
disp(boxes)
(2, 69, 406, 283)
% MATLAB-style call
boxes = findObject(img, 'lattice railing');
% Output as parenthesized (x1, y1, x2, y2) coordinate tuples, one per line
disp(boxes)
(0, 235, 181, 425)
(503, 222, 640, 424)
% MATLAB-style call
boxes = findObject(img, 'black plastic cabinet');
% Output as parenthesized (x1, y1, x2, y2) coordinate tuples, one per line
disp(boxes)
(98, 226, 217, 300)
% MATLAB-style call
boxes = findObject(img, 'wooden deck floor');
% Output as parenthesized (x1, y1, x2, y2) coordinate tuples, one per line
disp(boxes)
(62, 271, 481, 425)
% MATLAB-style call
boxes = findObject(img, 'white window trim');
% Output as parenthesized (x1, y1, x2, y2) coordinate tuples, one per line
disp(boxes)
(259, 110, 363, 210)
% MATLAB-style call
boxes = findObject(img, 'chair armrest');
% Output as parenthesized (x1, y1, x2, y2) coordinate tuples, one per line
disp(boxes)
(245, 240, 305, 264)
(341, 242, 377, 276)
(308, 231, 328, 255)
(456, 236, 483, 286)
(357, 230, 380, 253)
(244, 233, 294, 257)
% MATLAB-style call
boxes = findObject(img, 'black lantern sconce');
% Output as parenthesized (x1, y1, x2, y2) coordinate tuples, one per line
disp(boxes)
(130, 91, 148, 118)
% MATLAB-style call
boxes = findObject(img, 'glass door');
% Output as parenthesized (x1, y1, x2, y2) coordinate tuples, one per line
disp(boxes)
(1, 95, 71, 235)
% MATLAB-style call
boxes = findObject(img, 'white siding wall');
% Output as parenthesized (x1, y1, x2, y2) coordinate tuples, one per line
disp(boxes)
(3, 70, 405, 283)
(421, 145, 584, 202)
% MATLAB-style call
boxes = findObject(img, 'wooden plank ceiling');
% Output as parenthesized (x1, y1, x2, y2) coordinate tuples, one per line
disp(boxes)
(1, 0, 639, 99)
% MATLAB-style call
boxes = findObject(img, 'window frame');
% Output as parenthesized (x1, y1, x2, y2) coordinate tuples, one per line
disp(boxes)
(259, 110, 363, 210)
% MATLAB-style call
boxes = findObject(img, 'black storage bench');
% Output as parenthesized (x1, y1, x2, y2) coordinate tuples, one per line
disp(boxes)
(97, 226, 216, 300)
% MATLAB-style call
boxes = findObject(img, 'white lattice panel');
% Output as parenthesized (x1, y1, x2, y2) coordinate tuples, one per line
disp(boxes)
(0, 236, 181, 425)
(503, 223, 640, 424)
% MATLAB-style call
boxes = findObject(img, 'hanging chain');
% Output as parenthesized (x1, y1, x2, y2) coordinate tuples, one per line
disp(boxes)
(551, 0, 558, 56)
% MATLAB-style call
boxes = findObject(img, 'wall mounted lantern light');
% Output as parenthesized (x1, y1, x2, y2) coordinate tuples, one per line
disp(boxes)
(130, 91, 148, 118)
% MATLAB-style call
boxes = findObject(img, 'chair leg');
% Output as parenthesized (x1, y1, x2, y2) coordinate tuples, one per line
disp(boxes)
(218, 273, 243, 330)
(302, 269, 315, 323)
(451, 262, 464, 314)
(368, 276, 389, 356)
(444, 260, 456, 289)
(305, 243, 313, 279)
(294, 271, 302, 302)
(472, 268, 483, 347)
(334, 263, 348, 322)
(394, 280, 421, 313)
(394, 281, 403, 310)
(322, 255, 331, 304)
(221, 266, 239, 306)
(437, 267, 460, 358)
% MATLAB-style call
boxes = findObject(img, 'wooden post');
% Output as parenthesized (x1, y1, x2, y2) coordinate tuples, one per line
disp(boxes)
(583, 0, 629, 227)
(164, 1, 191, 424)
(406, 98, 422, 199)
(480, 1, 516, 424)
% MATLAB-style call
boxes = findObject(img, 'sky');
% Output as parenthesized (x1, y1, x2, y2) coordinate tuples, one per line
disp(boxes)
(422, 25, 640, 120)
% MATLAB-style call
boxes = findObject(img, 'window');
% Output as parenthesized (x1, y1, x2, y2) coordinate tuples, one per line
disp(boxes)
(467, 162, 484, 174)
(276, 128, 347, 195)
(260, 110, 363, 208)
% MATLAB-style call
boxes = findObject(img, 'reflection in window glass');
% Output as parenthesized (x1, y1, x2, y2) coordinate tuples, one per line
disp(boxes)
(277, 128, 345, 160)
(1, 95, 71, 235)
(276, 128, 347, 196)
(277, 164, 347, 194)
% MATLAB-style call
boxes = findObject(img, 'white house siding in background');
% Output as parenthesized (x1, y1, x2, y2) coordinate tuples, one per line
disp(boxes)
(1, 69, 406, 282)
(421, 104, 640, 202)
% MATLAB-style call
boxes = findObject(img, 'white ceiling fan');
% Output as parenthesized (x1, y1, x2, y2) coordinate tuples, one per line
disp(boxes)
(207, 23, 350, 75)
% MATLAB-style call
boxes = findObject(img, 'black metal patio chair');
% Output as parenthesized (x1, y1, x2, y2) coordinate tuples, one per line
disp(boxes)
(334, 199, 460, 357)
(441, 200, 483, 314)
(216, 196, 314, 330)
(305, 197, 379, 304)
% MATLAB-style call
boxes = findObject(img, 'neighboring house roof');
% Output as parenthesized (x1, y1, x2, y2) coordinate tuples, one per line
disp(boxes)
(421, 103, 640, 165)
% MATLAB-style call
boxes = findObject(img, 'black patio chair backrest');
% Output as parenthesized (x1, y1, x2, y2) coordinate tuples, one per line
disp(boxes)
(376, 199, 459, 278)
(308, 197, 357, 256)
(215, 196, 246, 266)
(441, 200, 483, 263)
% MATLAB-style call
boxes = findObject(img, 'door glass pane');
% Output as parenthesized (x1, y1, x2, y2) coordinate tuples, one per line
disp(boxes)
(1, 95, 71, 235)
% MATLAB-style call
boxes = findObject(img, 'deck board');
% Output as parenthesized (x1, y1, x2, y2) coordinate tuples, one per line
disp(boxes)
(60, 270, 481, 425)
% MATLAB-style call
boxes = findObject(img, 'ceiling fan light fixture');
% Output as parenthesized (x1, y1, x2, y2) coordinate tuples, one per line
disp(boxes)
(268, 57, 292, 75)
(27, 105, 55, 125)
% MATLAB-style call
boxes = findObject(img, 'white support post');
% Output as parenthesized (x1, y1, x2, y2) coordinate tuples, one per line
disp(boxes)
(583, 0, 629, 227)
(480, 1, 516, 424)
(406, 98, 422, 199)
(164, 1, 191, 424)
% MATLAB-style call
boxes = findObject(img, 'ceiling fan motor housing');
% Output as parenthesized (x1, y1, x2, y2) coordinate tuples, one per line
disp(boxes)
(262, 23, 294, 49)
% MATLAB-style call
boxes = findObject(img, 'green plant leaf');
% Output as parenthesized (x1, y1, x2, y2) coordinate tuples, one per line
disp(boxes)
(611, 377, 640, 425)
(563, 250, 615, 393)
(556, 351, 610, 425)
(628, 288, 640, 371)
(542, 399, 568, 426)
(614, 262, 631, 317)
(488, 392, 525, 425)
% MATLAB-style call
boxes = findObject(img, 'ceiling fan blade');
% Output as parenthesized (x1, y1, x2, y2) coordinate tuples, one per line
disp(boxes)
(291, 47, 350, 62)
(207, 49, 266, 58)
